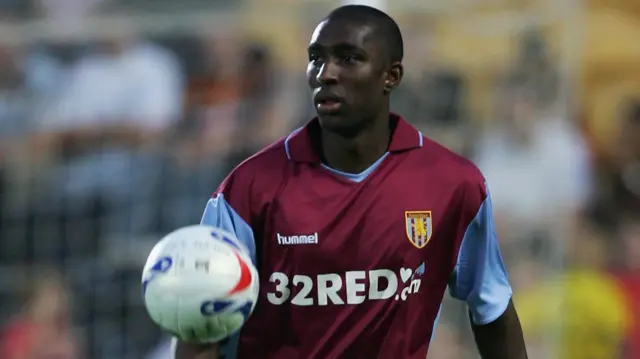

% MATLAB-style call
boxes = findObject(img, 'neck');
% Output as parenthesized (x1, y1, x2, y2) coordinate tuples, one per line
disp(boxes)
(320, 112, 391, 174)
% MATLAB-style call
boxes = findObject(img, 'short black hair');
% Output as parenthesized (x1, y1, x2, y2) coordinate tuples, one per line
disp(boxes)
(326, 5, 404, 64)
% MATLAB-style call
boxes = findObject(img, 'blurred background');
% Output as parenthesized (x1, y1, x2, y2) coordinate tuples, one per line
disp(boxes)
(0, 0, 638, 358)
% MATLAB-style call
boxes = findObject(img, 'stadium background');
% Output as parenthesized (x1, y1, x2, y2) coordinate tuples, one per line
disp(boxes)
(0, 0, 639, 358)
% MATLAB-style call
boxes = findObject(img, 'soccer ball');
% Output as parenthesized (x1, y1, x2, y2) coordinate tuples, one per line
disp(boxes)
(142, 225, 259, 343)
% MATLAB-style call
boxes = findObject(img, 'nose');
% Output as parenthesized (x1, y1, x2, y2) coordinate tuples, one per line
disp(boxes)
(316, 61, 338, 85)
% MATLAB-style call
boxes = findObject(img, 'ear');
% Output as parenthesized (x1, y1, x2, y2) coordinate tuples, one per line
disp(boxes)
(383, 62, 403, 94)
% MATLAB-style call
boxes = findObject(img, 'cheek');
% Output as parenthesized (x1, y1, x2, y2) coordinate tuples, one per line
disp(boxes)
(306, 65, 318, 86)
(355, 80, 383, 101)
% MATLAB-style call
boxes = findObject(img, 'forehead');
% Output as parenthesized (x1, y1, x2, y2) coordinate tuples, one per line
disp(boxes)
(309, 18, 377, 51)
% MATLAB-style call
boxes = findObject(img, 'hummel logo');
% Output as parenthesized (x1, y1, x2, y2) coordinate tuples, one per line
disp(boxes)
(277, 232, 318, 245)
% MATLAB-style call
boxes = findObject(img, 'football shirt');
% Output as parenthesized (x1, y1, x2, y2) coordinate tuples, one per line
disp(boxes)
(201, 115, 512, 359)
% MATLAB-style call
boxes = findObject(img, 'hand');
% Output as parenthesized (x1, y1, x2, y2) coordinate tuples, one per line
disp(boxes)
(173, 339, 220, 359)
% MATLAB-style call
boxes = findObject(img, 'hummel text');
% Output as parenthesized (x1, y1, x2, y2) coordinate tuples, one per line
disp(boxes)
(277, 232, 319, 245)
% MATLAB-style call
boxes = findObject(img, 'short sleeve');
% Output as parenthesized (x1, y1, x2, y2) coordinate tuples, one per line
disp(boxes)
(200, 174, 257, 359)
(448, 182, 513, 325)
(201, 195, 256, 264)
(201, 173, 257, 264)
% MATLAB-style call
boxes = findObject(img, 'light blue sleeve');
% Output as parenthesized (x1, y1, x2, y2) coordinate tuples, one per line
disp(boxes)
(201, 193, 256, 264)
(448, 186, 513, 325)
(200, 193, 257, 359)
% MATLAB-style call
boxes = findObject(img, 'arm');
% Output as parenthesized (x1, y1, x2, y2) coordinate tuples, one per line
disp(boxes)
(471, 300, 527, 359)
(175, 193, 257, 359)
(174, 339, 218, 359)
(448, 182, 527, 359)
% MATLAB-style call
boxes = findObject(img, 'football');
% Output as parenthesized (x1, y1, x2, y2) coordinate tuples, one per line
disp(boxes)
(142, 225, 259, 343)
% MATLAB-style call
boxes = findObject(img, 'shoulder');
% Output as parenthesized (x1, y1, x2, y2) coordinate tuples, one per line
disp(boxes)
(414, 135, 486, 196)
(402, 134, 489, 218)
(217, 137, 289, 194)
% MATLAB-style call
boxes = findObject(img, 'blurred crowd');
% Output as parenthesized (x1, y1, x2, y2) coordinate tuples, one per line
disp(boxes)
(0, 1, 639, 359)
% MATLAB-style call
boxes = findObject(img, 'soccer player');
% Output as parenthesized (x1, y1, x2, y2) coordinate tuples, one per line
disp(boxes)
(175, 5, 528, 359)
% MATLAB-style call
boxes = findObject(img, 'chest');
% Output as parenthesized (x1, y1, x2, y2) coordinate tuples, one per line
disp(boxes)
(258, 164, 461, 279)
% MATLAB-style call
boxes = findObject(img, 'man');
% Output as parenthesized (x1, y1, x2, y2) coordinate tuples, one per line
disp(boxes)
(176, 5, 527, 359)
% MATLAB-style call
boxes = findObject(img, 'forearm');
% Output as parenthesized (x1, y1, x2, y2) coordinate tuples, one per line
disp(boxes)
(471, 300, 528, 359)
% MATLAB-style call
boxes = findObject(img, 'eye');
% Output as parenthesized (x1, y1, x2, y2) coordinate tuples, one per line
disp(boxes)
(340, 54, 359, 64)
(308, 54, 322, 64)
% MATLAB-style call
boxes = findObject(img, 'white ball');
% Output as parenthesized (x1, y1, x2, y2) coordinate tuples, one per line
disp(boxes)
(142, 225, 259, 343)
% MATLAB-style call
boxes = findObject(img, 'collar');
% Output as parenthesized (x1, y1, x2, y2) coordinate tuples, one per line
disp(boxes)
(284, 113, 423, 163)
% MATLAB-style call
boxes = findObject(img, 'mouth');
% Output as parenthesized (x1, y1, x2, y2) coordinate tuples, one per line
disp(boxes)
(314, 92, 343, 114)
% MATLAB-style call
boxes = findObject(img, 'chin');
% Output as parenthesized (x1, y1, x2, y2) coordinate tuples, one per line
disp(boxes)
(317, 114, 361, 138)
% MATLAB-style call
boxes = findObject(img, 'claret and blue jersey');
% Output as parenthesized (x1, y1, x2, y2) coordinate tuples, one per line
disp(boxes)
(200, 115, 512, 359)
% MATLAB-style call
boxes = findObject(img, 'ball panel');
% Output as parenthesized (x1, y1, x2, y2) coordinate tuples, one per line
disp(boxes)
(228, 252, 253, 295)
(141, 225, 259, 344)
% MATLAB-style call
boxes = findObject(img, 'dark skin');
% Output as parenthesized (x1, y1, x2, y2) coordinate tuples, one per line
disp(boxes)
(472, 301, 529, 359)
(175, 16, 528, 359)
(306, 18, 401, 173)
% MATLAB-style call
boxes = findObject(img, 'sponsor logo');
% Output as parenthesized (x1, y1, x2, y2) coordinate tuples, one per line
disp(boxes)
(266, 263, 426, 306)
(277, 232, 319, 245)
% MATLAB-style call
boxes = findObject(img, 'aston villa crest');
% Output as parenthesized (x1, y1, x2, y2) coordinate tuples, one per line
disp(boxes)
(405, 211, 432, 249)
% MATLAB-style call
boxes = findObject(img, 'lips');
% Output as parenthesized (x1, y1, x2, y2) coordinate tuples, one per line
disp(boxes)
(314, 91, 343, 114)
